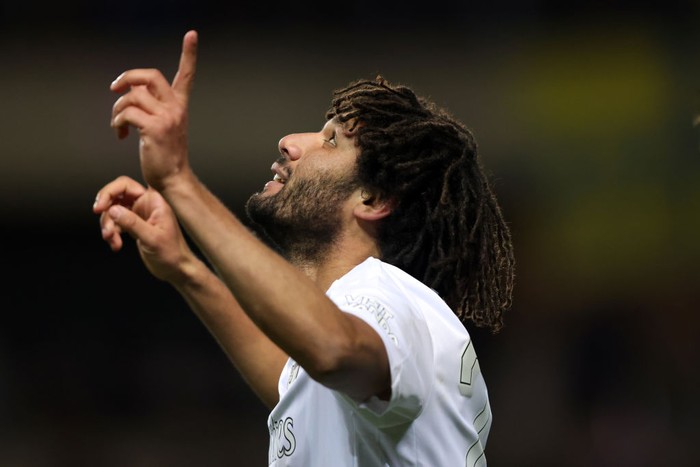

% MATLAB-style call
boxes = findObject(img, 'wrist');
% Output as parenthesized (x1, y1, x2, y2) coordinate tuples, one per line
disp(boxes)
(169, 252, 211, 291)
(158, 167, 200, 205)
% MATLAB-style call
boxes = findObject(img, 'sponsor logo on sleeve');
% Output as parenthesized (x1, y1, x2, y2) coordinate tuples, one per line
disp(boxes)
(345, 294, 398, 345)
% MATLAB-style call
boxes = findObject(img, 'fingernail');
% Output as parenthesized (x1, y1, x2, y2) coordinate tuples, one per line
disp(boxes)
(109, 205, 123, 220)
(93, 194, 99, 209)
(110, 72, 124, 88)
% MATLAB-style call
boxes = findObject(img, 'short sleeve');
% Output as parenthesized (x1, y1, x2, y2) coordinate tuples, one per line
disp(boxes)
(334, 287, 435, 427)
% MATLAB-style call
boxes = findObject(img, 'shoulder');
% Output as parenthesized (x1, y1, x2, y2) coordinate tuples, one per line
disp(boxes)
(328, 257, 450, 322)
(334, 257, 431, 293)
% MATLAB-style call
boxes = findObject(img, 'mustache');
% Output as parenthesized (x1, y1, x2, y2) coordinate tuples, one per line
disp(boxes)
(275, 156, 293, 178)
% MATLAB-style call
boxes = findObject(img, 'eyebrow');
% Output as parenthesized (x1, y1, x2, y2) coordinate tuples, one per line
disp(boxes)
(327, 117, 342, 130)
(321, 119, 340, 138)
(329, 118, 356, 139)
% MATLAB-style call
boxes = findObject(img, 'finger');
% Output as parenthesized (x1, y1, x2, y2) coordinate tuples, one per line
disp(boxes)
(93, 176, 147, 213)
(112, 85, 162, 122)
(111, 86, 163, 138)
(108, 204, 157, 245)
(110, 69, 172, 101)
(100, 211, 124, 252)
(112, 106, 158, 138)
(116, 125, 130, 140)
(171, 30, 198, 100)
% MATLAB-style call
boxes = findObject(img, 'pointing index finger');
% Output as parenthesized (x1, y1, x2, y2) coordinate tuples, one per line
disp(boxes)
(172, 30, 198, 99)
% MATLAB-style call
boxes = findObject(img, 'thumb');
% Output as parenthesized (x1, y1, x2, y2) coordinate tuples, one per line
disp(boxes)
(109, 205, 153, 243)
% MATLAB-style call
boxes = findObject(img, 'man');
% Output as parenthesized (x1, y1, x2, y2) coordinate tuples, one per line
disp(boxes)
(93, 30, 514, 466)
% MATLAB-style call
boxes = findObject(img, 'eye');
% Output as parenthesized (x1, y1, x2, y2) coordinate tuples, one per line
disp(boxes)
(323, 131, 337, 147)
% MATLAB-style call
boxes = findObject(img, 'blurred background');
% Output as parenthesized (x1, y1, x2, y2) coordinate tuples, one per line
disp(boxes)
(1, 1, 699, 465)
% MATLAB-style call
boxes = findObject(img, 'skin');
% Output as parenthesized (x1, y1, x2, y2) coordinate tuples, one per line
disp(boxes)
(93, 30, 393, 408)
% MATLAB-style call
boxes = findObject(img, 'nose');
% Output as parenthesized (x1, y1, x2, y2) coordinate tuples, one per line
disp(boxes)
(278, 134, 302, 161)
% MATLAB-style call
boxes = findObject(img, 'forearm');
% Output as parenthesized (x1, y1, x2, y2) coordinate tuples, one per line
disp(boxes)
(172, 252, 287, 409)
(161, 171, 357, 377)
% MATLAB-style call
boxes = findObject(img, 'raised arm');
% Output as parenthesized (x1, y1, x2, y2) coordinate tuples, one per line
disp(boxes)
(109, 30, 198, 192)
(108, 31, 390, 403)
(93, 176, 286, 408)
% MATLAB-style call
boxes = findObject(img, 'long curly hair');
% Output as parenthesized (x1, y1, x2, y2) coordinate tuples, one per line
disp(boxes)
(326, 76, 515, 333)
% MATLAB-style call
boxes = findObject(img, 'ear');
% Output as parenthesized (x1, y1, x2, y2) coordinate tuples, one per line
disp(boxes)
(353, 190, 393, 221)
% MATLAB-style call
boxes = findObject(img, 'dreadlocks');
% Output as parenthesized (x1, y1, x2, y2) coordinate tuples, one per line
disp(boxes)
(326, 76, 515, 333)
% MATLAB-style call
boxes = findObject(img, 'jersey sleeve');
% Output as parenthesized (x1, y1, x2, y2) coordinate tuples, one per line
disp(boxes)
(333, 282, 435, 427)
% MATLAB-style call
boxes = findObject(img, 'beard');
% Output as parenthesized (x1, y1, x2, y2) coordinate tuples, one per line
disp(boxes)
(245, 169, 359, 265)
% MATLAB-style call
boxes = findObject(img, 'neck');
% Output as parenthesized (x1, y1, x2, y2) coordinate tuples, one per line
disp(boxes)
(287, 233, 381, 292)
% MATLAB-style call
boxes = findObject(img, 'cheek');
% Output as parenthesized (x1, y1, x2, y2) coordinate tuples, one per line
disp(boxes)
(291, 161, 326, 184)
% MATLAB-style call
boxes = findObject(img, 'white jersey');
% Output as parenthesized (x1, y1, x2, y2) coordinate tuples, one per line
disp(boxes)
(267, 257, 491, 466)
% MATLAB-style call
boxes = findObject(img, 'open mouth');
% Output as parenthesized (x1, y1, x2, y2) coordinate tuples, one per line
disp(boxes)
(273, 173, 287, 184)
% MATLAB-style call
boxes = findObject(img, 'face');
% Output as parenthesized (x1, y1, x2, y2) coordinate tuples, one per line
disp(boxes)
(245, 118, 361, 261)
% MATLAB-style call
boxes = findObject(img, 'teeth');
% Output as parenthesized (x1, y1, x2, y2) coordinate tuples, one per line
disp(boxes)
(273, 174, 286, 183)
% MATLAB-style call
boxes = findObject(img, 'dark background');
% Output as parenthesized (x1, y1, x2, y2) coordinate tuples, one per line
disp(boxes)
(2, 1, 699, 465)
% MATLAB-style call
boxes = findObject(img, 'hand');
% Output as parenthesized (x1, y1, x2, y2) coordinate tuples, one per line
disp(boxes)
(109, 30, 198, 192)
(93, 175, 198, 283)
